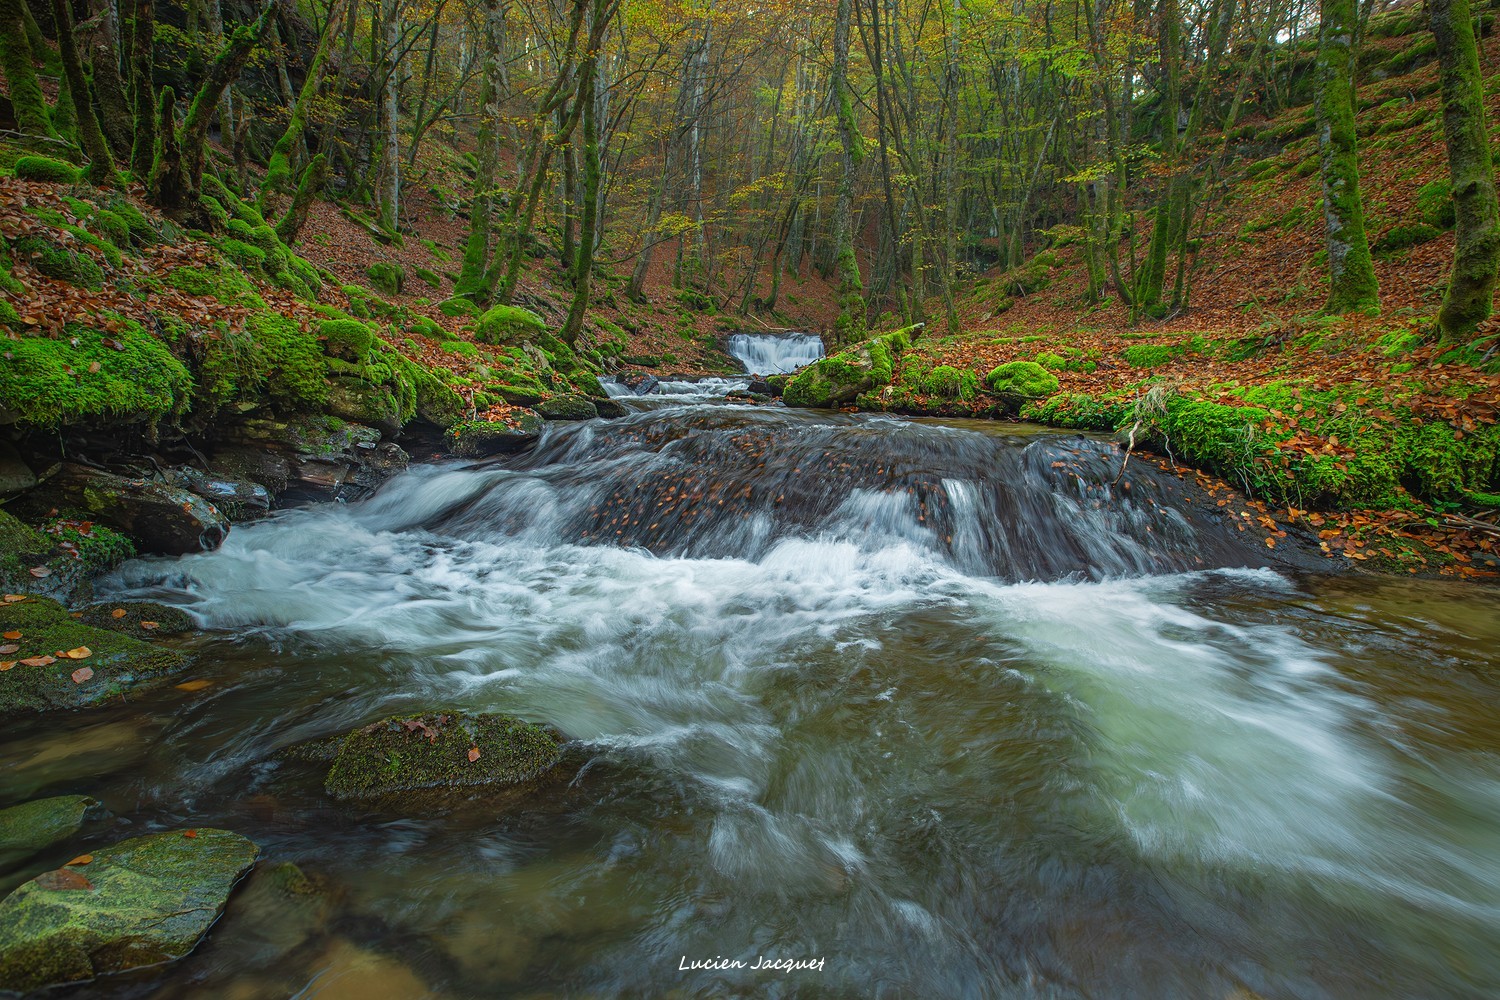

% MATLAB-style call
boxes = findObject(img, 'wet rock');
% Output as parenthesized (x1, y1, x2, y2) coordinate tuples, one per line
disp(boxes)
(297, 938, 433, 1000)
(0, 443, 35, 498)
(447, 414, 545, 458)
(323, 711, 562, 803)
(590, 396, 630, 419)
(218, 417, 408, 504)
(536, 395, 598, 421)
(165, 467, 273, 522)
(77, 601, 194, 640)
(326, 378, 406, 438)
(782, 327, 915, 409)
(0, 828, 259, 992)
(747, 376, 778, 396)
(12, 464, 228, 555)
(0, 796, 97, 867)
(218, 862, 333, 966)
(0, 596, 190, 714)
(617, 371, 658, 394)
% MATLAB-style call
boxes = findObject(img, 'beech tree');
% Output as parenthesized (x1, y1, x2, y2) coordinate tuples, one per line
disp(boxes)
(1313, 0, 1379, 314)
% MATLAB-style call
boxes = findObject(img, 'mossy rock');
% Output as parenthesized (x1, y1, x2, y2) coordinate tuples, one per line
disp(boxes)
(437, 296, 479, 318)
(413, 267, 442, 289)
(1416, 180, 1456, 229)
(76, 602, 193, 640)
(323, 712, 562, 803)
(0, 828, 258, 992)
(326, 377, 406, 437)
(536, 394, 598, 421)
(0, 596, 191, 713)
(984, 361, 1060, 400)
(13, 157, 79, 184)
(0, 795, 98, 866)
(393, 354, 465, 429)
(1374, 222, 1442, 258)
(920, 365, 979, 401)
(447, 415, 545, 457)
(365, 261, 404, 296)
(783, 327, 913, 408)
(1121, 343, 1183, 368)
(475, 305, 547, 346)
(9, 234, 104, 290)
(407, 315, 449, 340)
(319, 319, 375, 364)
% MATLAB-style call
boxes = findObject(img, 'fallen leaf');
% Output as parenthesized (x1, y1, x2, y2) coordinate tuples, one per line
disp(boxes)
(3, 595, 25, 603)
(3, 631, 20, 640)
(70, 666, 93, 684)
(66, 855, 93, 866)
(0, 662, 14, 671)
(61, 647, 91, 659)
(140, 621, 158, 630)
(174, 679, 211, 692)
(19, 656, 55, 667)
(111, 608, 127, 619)
(0, 644, 16, 655)
(182, 829, 198, 839)
(28, 566, 50, 578)
(35, 869, 93, 891)
(467, 746, 481, 762)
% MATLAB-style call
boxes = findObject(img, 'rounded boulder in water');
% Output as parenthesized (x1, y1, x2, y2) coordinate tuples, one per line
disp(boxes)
(536, 395, 599, 421)
(0, 828, 259, 992)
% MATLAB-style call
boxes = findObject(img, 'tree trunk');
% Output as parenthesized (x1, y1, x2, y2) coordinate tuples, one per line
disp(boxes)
(1428, 0, 1500, 341)
(128, 0, 155, 178)
(456, 0, 504, 297)
(52, 0, 117, 183)
(1315, 0, 1379, 314)
(375, 0, 402, 231)
(0, 0, 55, 139)
(561, 18, 604, 347)
(275, 153, 328, 244)
(832, 0, 866, 345)
(261, 0, 348, 215)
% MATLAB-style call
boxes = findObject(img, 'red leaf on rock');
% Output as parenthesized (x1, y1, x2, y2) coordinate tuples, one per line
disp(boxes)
(467, 747, 481, 762)
(35, 869, 92, 891)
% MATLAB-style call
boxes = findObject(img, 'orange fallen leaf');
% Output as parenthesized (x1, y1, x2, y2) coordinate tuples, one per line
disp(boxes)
(0, 661, 14, 671)
(61, 647, 91, 659)
(66, 854, 93, 866)
(110, 608, 127, 619)
(3, 595, 25, 603)
(467, 746, 481, 762)
(174, 679, 211, 692)
(182, 829, 198, 839)
(19, 656, 55, 667)
(2, 631, 20, 640)
(35, 868, 92, 891)
(70, 666, 93, 683)
(140, 621, 159, 630)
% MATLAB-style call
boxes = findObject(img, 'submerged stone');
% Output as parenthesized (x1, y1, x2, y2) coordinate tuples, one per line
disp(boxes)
(323, 712, 562, 802)
(0, 596, 190, 713)
(447, 415, 545, 458)
(0, 827, 259, 992)
(0, 796, 97, 866)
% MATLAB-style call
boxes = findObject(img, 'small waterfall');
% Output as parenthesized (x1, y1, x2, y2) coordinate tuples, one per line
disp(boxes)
(726, 332, 825, 374)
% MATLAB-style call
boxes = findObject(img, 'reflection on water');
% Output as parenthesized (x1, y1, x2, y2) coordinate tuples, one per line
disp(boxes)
(2, 409, 1497, 999)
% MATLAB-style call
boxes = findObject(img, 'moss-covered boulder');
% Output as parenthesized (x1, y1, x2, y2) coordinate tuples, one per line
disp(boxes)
(447, 414, 545, 457)
(0, 322, 193, 429)
(475, 305, 547, 346)
(13, 158, 80, 184)
(76, 602, 193, 641)
(364, 261, 404, 296)
(985, 361, 1060, 401)
(0, 828, 258, 992)
(8, 234, 104, 290)
(0, 795, 97, 866)
(326, 377, 407, 437)
(0, 596, 190, 713)
(10, 464, 228, 555)
(536, 394, 598, 421)
(319, 319, 376, 363)
(921, 365, 979, 401)
(0, 513, 135, 604)
(783, 327, 914, 408)
(437, 296, 479, 318)
(323, 712, 562, 803)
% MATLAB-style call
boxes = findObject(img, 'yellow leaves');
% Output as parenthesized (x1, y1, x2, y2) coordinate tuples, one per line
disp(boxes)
(66, 854, 93, 866)
(175, 679, 212, 692)
(467, 746, 482, 762)
(111, 608, 127, 619)
(60, 647, 91, 659)
(3, 630, 20, 640)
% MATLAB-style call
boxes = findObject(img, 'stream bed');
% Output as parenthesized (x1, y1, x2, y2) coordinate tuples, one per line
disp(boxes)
(4, 402, 1499, 999)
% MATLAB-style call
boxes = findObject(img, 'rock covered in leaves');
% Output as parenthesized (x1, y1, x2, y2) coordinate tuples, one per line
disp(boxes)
(8, 464, 229, 556)
(0, 595, 190, 713)
(0, 795, 98, 867)
(322, 712, 562, 802)
(0, 828, 259, 992)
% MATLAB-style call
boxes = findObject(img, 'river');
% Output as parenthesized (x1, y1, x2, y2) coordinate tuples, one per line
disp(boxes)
(7, 387, 1499, 998)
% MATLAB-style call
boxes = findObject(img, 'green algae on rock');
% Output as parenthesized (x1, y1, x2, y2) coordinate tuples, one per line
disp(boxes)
(323, 712, 562, 801)
(448, 414, 545, 457)
(0, 828, 258, 992)
(77, 602, 194, 640)
(0, 596, 189, 713)
(0, 795, 97, 866)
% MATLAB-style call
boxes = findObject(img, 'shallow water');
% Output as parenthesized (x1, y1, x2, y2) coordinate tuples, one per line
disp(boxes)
(4, 406, 1499, 999)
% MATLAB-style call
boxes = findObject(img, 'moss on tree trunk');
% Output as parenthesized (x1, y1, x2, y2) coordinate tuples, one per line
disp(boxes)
(0, 0, 56, 140)
(1428, 0, 1500, 341)
(1314, 0, 1380, 314)
(128, 0, 156, 180)
(51, 0, 118, 185)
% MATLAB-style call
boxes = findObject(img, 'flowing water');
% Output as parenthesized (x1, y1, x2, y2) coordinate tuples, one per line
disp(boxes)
(5, 402, 1500, 999)
(726, 333, 826, 374)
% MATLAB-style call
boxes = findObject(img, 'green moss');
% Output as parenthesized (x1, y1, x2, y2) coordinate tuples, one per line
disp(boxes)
(1121, 343, 1184, 368)
(413, 267, 442, 288)
(984, 361, 1060, 398)
(77, 601, 193, 639)
(324, 712, 562, 801)
(1416, 180, 1456, 229)
(218, 237, 266, 272)
(0, 795, 96, 861)
(1373, 222, 1442, 258)
(0, 323, 192, 427)
(198, 194, 230, 230)
(107, 201, 159, 246)
(920, 365, 979, 401)
(365, 261, 404, 296)
(407, 315, 448, 339)
(244, 314, 329, 410)
(319, 319, 376, 362)
(13, 156, 79, 183)
(442, 341, 479, 357)
(437, 296, 479, 318)
(164, 264, 265, 309)
(60, 225, 122, 269)
(9, 234, 104, 290)
(475, 304, 547, 345)
(91, 210, 131, 250)
(0, 596, 189, 713)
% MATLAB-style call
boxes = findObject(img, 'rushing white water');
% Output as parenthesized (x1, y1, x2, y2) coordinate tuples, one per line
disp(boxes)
(92, 409, 1500, 998)
(726, 332, 825, 373)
